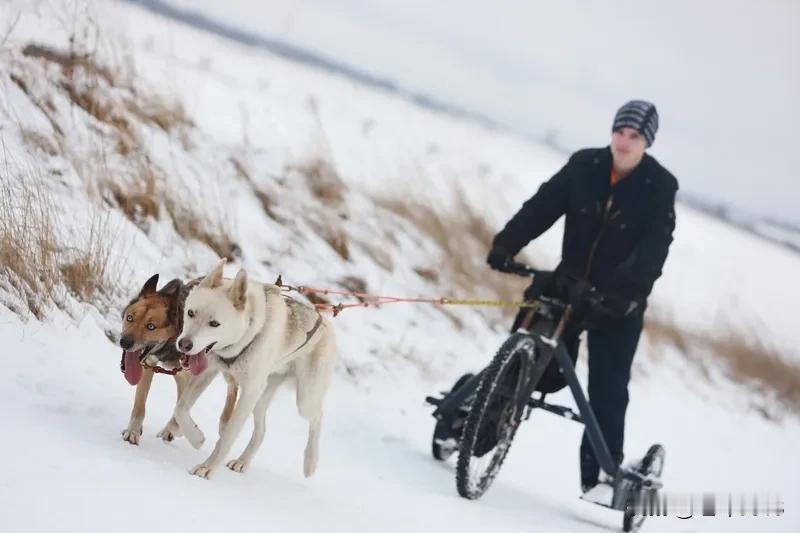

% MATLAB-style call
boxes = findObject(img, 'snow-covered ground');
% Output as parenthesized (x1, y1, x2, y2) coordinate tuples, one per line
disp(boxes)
(0, 1, 797, 532)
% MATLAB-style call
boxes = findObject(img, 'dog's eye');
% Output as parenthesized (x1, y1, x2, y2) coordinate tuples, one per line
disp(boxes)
(126, 314, 133, 322)
(209, 320, 220, 328)
(187, 310, 195, 318)
(146, 323, 156, 331)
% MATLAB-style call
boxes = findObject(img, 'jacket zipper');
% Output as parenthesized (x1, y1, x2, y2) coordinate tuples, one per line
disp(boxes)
(583, 193, 614, 280)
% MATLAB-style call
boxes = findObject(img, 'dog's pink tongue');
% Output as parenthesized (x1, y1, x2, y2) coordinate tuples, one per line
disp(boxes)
(123, 351, 143, 386)
(189, 352, 208, 375)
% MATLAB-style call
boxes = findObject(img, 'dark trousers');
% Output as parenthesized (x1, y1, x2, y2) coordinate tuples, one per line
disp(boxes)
(579, 315, 643, 486)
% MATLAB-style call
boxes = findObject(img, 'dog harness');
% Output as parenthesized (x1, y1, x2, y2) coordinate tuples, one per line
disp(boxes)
(216, 294, 324, 368)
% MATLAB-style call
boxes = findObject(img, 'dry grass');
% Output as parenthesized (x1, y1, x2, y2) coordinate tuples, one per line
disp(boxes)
(125, 95, 192, 134)
(163, 195, 241, 262)
(414, 267, 439, 283)
(0, 166, 60, 318)
(59, 75, 133, 133)
(314, 222, 349, 261)
(231, 156, 286, 223)
(59, 213, 119, 303)
(253, 187, 286, 224)
(0, 160, 120, 317)
(375, 188, 532, 324)
(229, 155, 250, 181)
(18, 43, 192, 156)
(13, 41, 236, 263)
(300, 96, 346, 206)
(288, 157, 346, 206)
(20, 129, 60, 156)
(338, 275, 367, 295)
(356, 238, 394, 272)
(100, 160, 160, 227)
(252, 187, 282, 222)
(645, 314, 800, 419)
(21, 44, 192, 135)
(437, 307, 466, 331)
(22, 44, 114, 85)
(92, 156, 239, 261)
(8, 72, 65, 136)
(284, 152, 352, 260)
(714, 333, 800, 417)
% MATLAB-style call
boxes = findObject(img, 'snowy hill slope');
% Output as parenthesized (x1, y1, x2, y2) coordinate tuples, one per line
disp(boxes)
(0, 1, 797, 532)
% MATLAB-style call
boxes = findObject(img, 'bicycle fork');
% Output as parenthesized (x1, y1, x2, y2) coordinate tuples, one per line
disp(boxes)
(550, 339, 619, 480)
(544, 305, 619, 478)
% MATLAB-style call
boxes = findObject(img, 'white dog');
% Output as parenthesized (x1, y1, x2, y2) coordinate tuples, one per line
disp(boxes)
(173, 259, 336, 479)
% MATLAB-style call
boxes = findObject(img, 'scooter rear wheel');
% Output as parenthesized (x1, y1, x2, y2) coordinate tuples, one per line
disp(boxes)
(431, 373, 474, 461)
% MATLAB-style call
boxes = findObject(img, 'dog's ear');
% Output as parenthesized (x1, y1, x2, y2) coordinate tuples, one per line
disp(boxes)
(140, 274, 159, 295)
(158, 278, 182, 297)
(228, 268, 248, 310)
(199, 258, 226, 289)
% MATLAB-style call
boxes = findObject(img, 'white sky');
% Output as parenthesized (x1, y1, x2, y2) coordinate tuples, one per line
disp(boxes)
(168, 0, 800, 222)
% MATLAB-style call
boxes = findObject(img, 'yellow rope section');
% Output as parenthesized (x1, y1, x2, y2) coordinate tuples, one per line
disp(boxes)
(440, 298, 540, 309)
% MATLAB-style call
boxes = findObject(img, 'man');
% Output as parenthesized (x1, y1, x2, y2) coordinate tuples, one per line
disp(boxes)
(486, 100, 678, 493)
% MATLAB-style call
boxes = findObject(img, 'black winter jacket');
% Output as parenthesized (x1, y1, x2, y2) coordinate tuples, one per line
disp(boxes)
(492, 146, 678, 303)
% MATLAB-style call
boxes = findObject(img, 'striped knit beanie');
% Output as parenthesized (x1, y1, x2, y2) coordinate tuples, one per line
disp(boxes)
(612, 100, 659, 147)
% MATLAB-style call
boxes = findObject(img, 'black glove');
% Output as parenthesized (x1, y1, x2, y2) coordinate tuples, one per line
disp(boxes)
(583, 293, 641, 328)
(560, 276, 593, 316)
(603, 293, 641, 319)
(522, 270, 555, 301)
(557, 275, 641, 328)
(486, 246, 512, 271)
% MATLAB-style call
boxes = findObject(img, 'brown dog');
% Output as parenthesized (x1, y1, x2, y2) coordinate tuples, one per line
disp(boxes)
(119, 274, 237, 445)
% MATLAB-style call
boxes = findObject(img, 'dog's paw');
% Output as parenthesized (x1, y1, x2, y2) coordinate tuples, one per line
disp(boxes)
(156, 426, 179, 442)
(121, 428, 142, 445)
(184, 424, 205, 450)
(226, 459, 248, 473)
(189, 464, 214, 479)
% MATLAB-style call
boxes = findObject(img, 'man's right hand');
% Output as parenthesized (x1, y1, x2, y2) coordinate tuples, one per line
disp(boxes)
(486, 247, 512, 271)
(582, 292, 641, 329)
